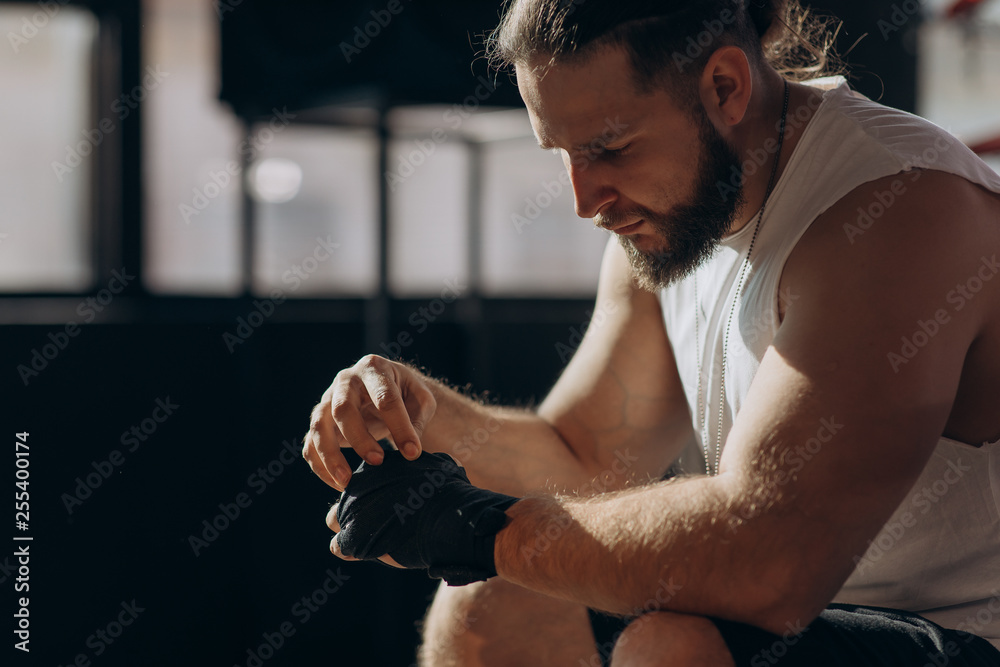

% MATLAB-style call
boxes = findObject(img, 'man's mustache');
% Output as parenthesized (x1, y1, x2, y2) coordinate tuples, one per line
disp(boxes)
(594, 207, 655, 231)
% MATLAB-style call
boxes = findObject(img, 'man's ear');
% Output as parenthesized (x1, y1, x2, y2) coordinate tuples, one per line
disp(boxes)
(698, 46, 753, 129)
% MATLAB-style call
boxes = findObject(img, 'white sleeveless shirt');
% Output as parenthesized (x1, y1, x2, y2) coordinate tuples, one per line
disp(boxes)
(658, 77, 1000, 648)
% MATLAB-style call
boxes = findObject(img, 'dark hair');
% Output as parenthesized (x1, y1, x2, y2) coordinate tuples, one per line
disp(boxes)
(485, 0, 841, 103)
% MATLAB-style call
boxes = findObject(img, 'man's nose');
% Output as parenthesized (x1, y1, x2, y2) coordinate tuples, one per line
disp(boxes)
(566, 156, 616, 220)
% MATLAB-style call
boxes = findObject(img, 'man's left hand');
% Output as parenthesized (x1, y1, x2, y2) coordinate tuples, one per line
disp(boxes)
(327, 450, 519, 586)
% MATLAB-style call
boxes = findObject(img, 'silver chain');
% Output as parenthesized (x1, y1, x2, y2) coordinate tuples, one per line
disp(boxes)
(694, 80, 790, 476)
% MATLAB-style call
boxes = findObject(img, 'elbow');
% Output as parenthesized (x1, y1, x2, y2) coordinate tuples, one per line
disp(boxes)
(742, 563, 833, 636)
(719, 479, 843, 635)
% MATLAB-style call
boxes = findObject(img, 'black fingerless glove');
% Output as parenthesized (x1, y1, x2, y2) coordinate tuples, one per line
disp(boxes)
(336, 450, 519, 586)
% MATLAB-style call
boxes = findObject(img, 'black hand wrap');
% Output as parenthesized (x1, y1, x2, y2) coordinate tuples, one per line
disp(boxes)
(336, 450, 519, 586)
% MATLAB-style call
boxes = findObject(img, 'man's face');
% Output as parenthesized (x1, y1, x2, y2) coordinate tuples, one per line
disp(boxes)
(516, 47, 746, 291)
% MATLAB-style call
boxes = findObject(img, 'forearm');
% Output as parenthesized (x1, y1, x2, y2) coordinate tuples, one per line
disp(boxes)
(414, 372, 593, 496)
(493, 474, 801, 631)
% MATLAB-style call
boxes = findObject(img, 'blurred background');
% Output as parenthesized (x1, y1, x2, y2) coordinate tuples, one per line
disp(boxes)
(1, 0, 998, 664)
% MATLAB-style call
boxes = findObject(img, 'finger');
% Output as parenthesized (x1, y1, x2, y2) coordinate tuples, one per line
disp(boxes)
(312, 427, 354, 490)
(330, 535, 360, 561)
(328, 531, 404, 569)
(359, 361, 426, 460)
(326, 503, 341, 532)
(330, 373, 387, 466)
(303, 431, 345, 491)
(306, 400, 352, 489)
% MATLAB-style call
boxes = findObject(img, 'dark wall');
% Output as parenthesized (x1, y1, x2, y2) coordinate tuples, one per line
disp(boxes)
(220, 0, 525, 116)
(818, 0, 922, 112)
(219, 0, 921, 118)
(3, 308, 587, 666)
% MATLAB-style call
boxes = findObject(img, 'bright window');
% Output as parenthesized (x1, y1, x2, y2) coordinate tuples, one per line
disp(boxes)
(0, 4, 97, 291)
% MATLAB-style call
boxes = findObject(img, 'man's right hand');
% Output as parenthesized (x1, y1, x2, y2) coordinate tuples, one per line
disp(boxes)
(302, 354, 437, 490)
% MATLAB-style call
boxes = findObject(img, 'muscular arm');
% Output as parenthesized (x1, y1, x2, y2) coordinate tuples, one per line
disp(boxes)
(305, 239, 693, 499)
(492, 173, 996, 632)
(410, 239, 692, 496)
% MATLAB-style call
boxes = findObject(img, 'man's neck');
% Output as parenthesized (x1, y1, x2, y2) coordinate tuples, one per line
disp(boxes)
(726, 74, 825, 236)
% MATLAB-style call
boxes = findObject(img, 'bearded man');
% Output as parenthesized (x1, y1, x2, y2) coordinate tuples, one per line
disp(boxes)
(302, 1, 1000, 664)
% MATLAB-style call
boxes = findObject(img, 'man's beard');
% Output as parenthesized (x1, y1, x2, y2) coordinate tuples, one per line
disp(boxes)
(599, 114, 746, 292)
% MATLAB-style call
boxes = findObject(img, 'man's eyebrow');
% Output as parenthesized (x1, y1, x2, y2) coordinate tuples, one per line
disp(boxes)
(537, 135, 626, 152)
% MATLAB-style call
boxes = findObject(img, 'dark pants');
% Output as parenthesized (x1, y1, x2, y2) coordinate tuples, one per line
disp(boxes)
(588, 603, 1000, 666)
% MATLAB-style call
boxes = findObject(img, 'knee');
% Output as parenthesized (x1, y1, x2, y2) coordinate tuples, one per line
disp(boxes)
(419, 577, 596, 667)
(610, 611, 735, 667)
(419, 579, 492, 665)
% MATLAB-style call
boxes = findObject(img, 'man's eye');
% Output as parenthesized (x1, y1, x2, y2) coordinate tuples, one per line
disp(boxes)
(601, 144, 631, 158)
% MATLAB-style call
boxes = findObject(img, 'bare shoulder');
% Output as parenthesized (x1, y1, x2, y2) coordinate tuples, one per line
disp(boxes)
(779, 169, 1000, 332)
(716, 171, 1000, 619)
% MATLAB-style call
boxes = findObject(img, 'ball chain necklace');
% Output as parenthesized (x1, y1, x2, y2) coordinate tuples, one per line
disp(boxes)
(693, 79, 790, 476)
